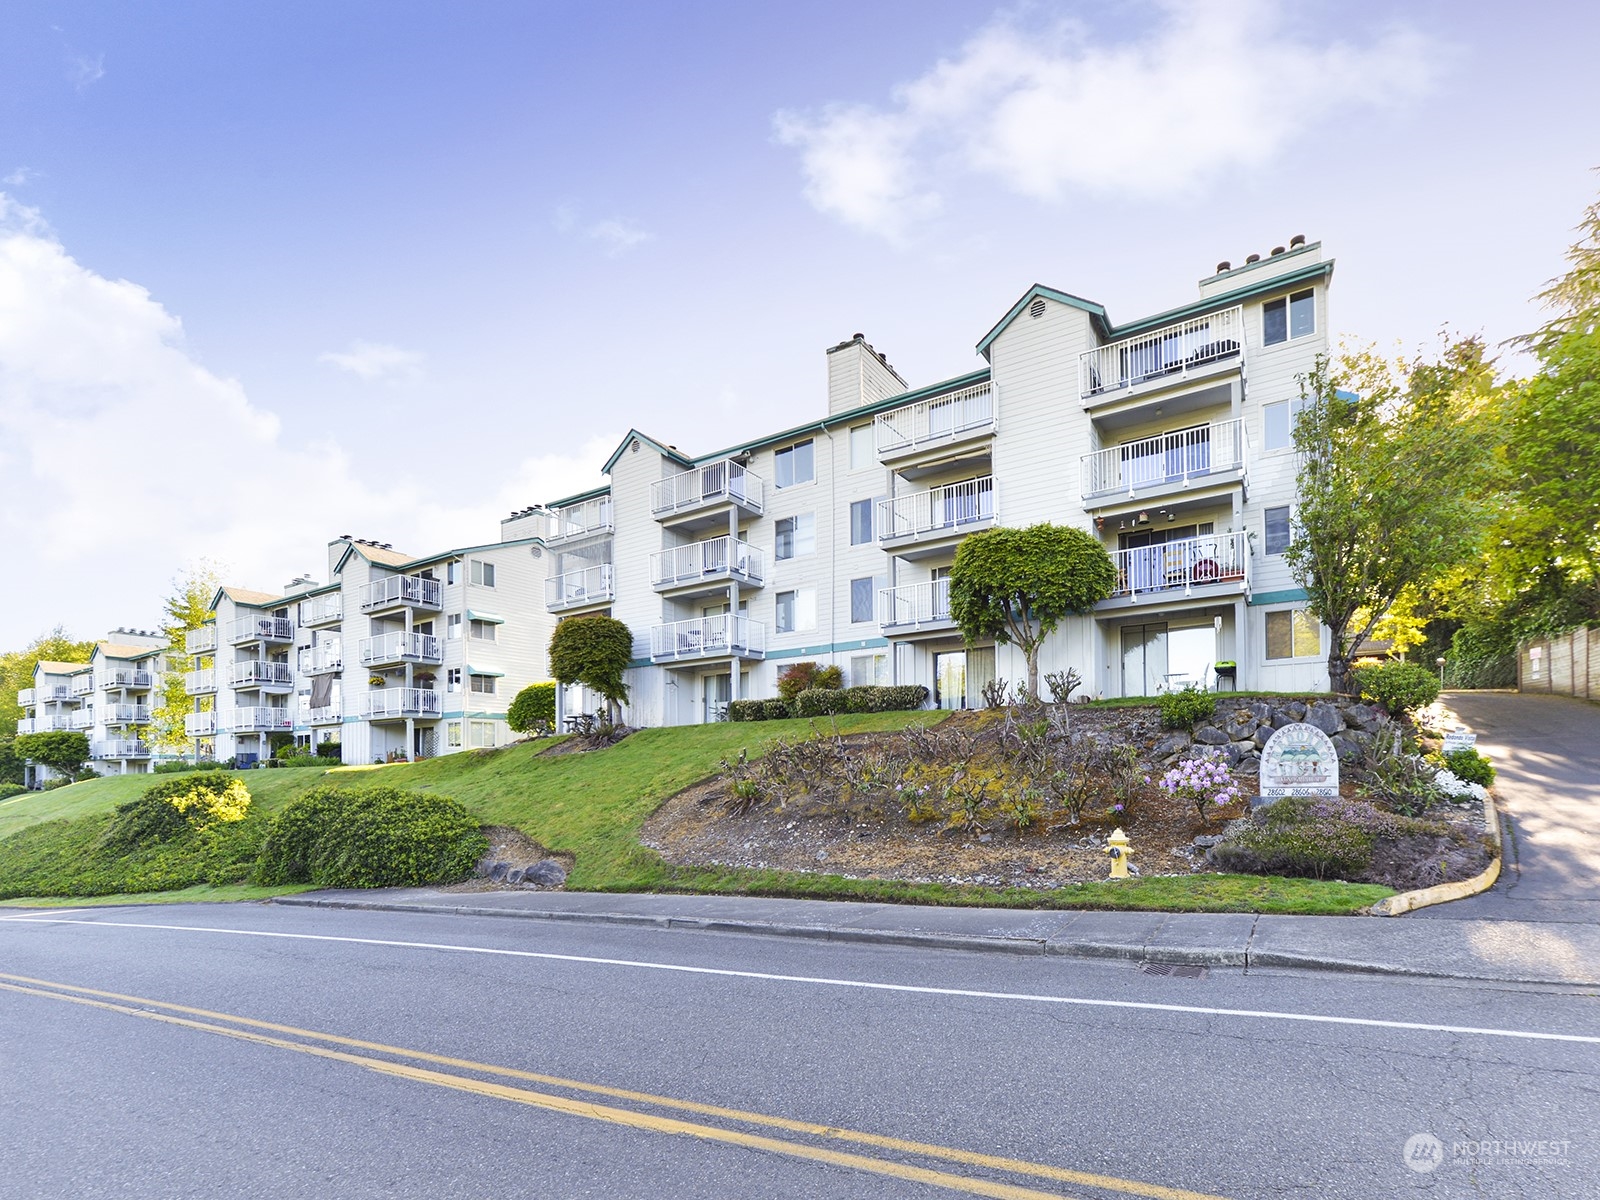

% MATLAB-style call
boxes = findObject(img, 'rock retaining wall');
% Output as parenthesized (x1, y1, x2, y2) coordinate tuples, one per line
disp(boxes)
(1150, 696, 1391, 775)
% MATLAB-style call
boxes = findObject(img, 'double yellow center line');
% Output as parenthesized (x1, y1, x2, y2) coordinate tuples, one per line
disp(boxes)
(0, 971, 1229, 1200)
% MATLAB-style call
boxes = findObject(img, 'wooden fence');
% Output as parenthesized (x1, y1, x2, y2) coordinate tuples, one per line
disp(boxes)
(1519, 627, 1600, 699)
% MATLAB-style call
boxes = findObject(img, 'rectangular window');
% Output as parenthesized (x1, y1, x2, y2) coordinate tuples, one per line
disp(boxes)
(447, 668, 462, 693)
(849, 425, 875, 470)
(774, 513, 815, 560)
(849, 653, 890, 688)
(1263, 396, 1309, 452)
(469, 720, 496, 748)
(775, 588, 817, 634)
(469, 620, 497, 641)
(1263, 289, 1315, 346)
(850, 499, 874, 546)
(1265, 608, 1321, 660)
(774, 439, 815, 488)
(1264, 506, 1292, 556)
(850, 577, 876, 623)
(470, 674, 496, 695)
(470, 560, 496, 587)
(447, 614, 462, 640)
(446, 721, 462, 748)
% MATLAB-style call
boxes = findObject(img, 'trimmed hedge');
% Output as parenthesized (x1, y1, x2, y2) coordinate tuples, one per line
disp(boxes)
(727, 685, 930, 721)
(254, 784, 487, 889)
(1351, 661, 1441, 714)
(0, 782, 25, 800)
(727, 698, 793, 722)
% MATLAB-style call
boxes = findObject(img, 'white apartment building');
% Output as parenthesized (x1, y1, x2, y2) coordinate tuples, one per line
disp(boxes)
(15, 628, 167, 783)
(530, 239, 1335, 724)
(183, 532, 554, 766)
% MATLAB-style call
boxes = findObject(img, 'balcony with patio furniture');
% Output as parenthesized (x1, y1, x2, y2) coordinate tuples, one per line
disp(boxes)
(228, 614, 294, 645)
(34, 684, 74, 704)
(649, 615, 766, 664)
(228, 660, 296, 692)
(102, 703, 153, 725)
(366, 688, 442, 720)
(359, 631, 443, 668)
(545, 563, 616, 613)
(101, 668, 155, 691)
(360, 574, 442, 614)
(1080, 419, 1248, 509)
(297, 594, 344, 627)
(1079, 306, 1244, 407)
(650, 459, 765, 530)
(874, 383, 995, 473)
(878, 476, 997, 559)
(186, 626, 218, 655)
(878, 579, 959, 637)
(544, 496, 614, 547)
(1099, 531, 1251, 609)
(650, 537, 764, 597)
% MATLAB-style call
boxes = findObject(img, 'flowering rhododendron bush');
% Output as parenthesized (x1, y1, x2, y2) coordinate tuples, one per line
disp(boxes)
(1157, 750, 1243, 821)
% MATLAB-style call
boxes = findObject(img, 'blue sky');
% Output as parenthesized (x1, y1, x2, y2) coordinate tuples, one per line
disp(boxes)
(1, 0, 1597, 647)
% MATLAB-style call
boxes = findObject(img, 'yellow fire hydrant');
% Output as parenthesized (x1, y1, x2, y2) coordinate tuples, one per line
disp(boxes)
(1105, 828, 1134, 879)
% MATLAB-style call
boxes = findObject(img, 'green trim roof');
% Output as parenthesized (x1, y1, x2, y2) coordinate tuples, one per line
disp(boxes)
(466, 610, 505, 624)
(466, 666, 505, 677)
(541, 484, 612, 510)
(977, 284, 1112, 358)
(402, 536, 545, 571)
(601, 430, 695, 476)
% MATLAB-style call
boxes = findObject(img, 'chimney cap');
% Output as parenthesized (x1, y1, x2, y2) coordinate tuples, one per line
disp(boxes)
(1216, 260, 1231, 273)
(1271, 245, 1286, 256)
(1289, 233, 1306, 248)
(1245, 253, 1261, 264)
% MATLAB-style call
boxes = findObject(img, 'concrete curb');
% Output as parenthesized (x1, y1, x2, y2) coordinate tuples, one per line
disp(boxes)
(1370, 790, 1502, 917)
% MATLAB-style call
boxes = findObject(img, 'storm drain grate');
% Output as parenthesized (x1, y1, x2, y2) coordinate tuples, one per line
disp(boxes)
(1139, 961, 1208, 979)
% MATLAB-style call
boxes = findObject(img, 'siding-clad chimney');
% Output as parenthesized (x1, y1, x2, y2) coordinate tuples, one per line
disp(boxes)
(826, 333, 907, 416)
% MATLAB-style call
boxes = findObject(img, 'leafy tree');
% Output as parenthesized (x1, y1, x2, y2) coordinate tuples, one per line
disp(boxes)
(948, 524, 1115, 702)
(548, 616, 633, 723)
(0, 628, 97, 781)
(1285, 343, 1499, 695)
(151, 564, 221, 753)
(15, 730, 92, 778)
(507, 682, 558, 734)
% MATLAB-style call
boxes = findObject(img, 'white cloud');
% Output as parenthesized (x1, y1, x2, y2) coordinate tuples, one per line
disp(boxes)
(67, 53, 105, 91)
(775, 1, 1442, 241)
(318, 339, 425, 382)
(4, 167, 36, 188)
(587, 218, 653, 257)
(0, 196, 609, 644)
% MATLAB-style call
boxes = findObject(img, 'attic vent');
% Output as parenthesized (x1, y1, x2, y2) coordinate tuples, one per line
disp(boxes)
(1029, 298, 1047, 320)
(530, 546, 542, 558)
(630, 439, 641, 453)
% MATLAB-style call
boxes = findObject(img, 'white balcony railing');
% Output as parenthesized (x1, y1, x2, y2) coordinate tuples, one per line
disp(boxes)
(16, 688, 32, 707)
(297, 594, 344, 625)
(70, 674, 95, 697)
(360, 575, 442, 612)
(185, 668, 217, 695)
(546, 497, 614, 543)
(875, 383, 994, 458)
(228, 615, 294, 644)
(304, 701, 343, 725)
(95, 739, 151, 759)
(101, 669, 154, 691)
(878, 477, 996, 546)
(1079, 305, 1244, 401)
(546, 563, 615, 610)
(650, 537, 764, 589)
(185, 712, 216, 737)
(69, 711, 94, 730)
(359, 631, 442, 667)
(1080, 419, 1248, 500)
(650, 459, 765, 519)
(366, 688, 442, 719)
(298, 643, 344, 674)
(649, 615, 766, 663)
(1109, 531, 1250, 600)
(222, 707, 293, 733)
(18, 715, 74, 734)
(879, 579, 955, 630)
(186, 626, 218, 654)
(102, 704, 152, 724)
(34, 684, 73, 704)
(228, 660, 295, 689)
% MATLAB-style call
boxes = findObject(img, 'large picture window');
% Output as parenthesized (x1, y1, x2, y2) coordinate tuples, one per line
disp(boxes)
(1265, 608, 1320, 659)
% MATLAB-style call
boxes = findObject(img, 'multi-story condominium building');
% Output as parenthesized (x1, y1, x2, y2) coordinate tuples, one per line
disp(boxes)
(16, 628, 167, 784)
(183, 531, 554, 766)
(529, 239, 1334, 725)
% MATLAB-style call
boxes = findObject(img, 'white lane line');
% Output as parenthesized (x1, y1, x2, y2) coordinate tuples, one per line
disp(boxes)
(8, 915, 1599, 1046)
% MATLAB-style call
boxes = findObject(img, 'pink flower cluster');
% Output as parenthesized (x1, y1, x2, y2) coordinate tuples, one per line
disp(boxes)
(1158, 751, 1243, 819)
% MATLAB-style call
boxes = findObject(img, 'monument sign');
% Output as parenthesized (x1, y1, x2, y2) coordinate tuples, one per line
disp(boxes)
(1259, 722, 1340, 798)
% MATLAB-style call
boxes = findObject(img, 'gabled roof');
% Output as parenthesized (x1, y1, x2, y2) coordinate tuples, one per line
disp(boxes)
(402, 536, 545, 571)
(95, 643, 164, 661)
(977, 284, 1112, 359)
(330, 540, 418, 576)
(600, 430, 694, 477)
(35, 660, 90, 676)
(210, 586, 283, 610)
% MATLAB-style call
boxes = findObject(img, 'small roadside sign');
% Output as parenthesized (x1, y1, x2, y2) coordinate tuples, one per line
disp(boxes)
(1442, 731, 1477, 753)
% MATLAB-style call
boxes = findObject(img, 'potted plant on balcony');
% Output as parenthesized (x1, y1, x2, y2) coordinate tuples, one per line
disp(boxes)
(368, 675, 386, 688)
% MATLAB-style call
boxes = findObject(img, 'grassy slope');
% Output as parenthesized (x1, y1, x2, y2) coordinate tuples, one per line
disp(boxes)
(0, 710, 1393, 914)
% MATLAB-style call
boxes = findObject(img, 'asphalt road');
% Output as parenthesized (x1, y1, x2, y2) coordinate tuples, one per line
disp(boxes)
(1, 902, 1596, 1200)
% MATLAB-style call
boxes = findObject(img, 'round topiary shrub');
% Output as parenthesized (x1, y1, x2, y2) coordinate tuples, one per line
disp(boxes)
(508, 681, 558, 734)
(1157, 684, 1216, 730)
(254, 785, 488, 889)
(1351, 661, 1441, 715)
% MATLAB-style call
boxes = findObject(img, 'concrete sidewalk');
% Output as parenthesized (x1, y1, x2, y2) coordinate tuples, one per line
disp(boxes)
(272, 887, 1600, 989)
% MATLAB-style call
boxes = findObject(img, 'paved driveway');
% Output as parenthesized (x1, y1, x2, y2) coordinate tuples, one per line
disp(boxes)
(1411, 690, 1600, 923)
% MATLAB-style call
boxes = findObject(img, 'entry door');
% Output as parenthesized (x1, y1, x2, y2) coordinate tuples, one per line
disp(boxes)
(705, 673, 732, 723)
(934, 651, 967, 710)
(1120, 624, 1169, 697)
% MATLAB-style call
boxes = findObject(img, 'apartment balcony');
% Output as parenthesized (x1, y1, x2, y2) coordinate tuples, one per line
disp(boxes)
(102, 703, 153, 725)
(186, 626, 218, 654)
(33, 684, 74, 704)
(222, 707, 293, 734)
(650, 459, 765, 531)
(878, 476, 997, 560)
(358, 631, 443, 668)
(649, 615, 766, 665)
(360, 574, 442, 614)
(1079, 306, 1244, 407)
(184, 712, 216, 737)
(1080, 419, 1249, 509)
(228, 660, 296, 692)
(546, 563, 615, 613)
(879, 579, 959, 637)
(69, 711, 94, 731)
(304, 701, 343, 725)
(1100, 531, 1251, 609)
(875, 383, 995, 476)
(544, 497, 614, 547)
(297, 594, 344, 627)
(650, 537, 764, 598)
(94, 739, 151, 760)
(17, 715, 74, 735)
(228, 614, 294, 645)
(71, 674, 95, 697)
(298, 643, 344, 674)
(185, 668, 217, 695)
(366, 688, 442, 720)
(16, 688, 32, 707)
(101, 669, 154, 691)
